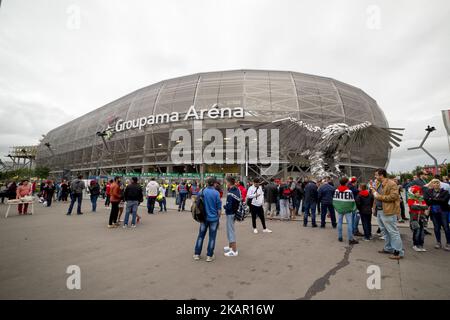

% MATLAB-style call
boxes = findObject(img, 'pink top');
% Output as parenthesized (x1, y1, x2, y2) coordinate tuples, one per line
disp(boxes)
(17, 184, 32, 198)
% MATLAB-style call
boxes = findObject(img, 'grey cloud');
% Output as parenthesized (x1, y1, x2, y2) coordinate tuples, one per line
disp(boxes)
(0, 0, 449, 172)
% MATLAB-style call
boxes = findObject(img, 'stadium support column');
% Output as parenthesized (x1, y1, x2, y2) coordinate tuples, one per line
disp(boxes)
(240, 164, 246, 184)
(200, 164, 205, 184)
(143, 127, 151, 174)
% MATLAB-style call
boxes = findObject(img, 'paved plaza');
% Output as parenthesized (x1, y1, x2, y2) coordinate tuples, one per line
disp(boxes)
(0, 197, 449, 300)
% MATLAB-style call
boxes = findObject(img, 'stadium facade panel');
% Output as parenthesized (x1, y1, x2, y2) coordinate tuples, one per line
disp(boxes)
(36, 70, 390, 180)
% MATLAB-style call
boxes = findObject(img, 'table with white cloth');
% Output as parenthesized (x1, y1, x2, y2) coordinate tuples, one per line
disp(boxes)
(4, 198, 34, 218)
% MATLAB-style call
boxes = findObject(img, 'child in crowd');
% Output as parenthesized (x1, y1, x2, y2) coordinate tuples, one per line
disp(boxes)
(355, 184, 374, 241)
(407, 185, 429, 252)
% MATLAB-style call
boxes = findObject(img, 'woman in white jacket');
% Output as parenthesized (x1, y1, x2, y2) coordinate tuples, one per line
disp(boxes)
(247, 178, 272, 234)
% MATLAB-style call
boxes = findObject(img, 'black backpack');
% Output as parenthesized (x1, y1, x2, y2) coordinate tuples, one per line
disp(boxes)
(229, 189, 249, 222)
(192, 188, 206, 223)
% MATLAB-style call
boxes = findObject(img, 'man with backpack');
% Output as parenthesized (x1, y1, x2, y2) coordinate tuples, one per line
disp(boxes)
(223, 176, 241, 257)
(67, 175, 85, 215)
(193, 178, 222, 262)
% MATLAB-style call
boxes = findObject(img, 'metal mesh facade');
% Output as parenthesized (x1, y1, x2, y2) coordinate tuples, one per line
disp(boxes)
(36, 70, 390, 176)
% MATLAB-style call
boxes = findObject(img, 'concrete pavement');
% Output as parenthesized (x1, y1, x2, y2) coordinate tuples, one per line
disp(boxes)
(0, 197, 449, 299)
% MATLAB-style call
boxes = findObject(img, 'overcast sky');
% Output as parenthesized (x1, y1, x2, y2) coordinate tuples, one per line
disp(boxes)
(0, 0, 449, 173)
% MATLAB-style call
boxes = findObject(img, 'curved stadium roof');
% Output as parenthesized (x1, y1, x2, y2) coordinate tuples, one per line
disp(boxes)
(37, 70, 390, 172)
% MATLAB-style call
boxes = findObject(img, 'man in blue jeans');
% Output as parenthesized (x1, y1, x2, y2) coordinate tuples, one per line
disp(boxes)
(371, 168, 404, 260)
(67, 175, 85, 215)
(123, 177, 144, 228)
(178, 182, 189, 211)
(193, 177, 222, 262)
(318, 177, 337, 228)
(303, 179, 318, 227)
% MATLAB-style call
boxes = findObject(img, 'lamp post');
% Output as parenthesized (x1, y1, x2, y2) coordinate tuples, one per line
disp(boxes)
(96, 131, 111, 176)
(408, 125, 438, 174)
(44, 143, 55, 156)
(96, 131, 110, 151)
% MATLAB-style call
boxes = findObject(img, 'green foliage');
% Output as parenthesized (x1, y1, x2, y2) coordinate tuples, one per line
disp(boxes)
(414, 165, 424, 176)
(34, 166, 50, 179)
(0, 166, 51, 182)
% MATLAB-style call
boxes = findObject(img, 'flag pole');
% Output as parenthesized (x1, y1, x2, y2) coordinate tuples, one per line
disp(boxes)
(447, 134, 450, 153)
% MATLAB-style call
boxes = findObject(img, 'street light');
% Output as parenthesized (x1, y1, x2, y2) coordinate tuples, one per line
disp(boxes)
(425, 125, 436, 133)
(408, 125, 438, 174)
(96, 131, 110, 152)
(44, 142, 55, 156)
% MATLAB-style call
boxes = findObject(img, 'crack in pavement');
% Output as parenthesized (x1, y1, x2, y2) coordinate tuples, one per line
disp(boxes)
(298, 245, 353, 300)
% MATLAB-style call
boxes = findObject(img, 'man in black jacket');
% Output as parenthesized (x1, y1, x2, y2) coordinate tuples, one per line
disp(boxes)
(318, 177, 336, 228)
(303, 179, 318, 227)
(292, 179, 304, 218)
(123, 177, 144, 228)
(355, 184, 375, 241)
(264, 178, 279, 220)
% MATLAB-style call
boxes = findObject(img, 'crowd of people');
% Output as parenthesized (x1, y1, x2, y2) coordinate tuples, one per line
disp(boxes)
(2, 168, 449, 263)
(191, 169, 450, 262)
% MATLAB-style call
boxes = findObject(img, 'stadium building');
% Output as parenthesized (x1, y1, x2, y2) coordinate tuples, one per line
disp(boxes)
(36, 70, 391, 181)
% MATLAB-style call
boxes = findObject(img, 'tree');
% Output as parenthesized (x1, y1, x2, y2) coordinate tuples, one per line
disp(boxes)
(34, 166, 50, 179)
(441, 163, 449, 177)
(414, 165, 424, 175)
(0, 168, 32, 182)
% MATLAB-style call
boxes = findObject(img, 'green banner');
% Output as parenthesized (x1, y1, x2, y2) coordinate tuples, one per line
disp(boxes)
(204, 173, 225, 178)
(110, 172, 125, 176)
(160, 173, 180, 178)
(182, 173, 201, 178)
(141, 172, 159, 177)
(124, 173, 140, 177)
